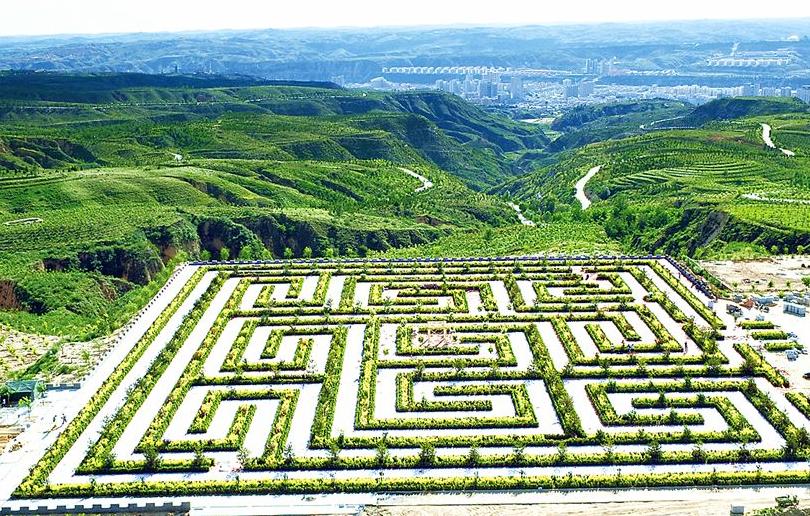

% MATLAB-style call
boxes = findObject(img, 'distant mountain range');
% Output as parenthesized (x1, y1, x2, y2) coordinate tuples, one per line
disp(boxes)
(1, 20, 809, 81)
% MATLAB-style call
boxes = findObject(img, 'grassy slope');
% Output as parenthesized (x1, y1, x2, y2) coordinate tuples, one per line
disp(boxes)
(496, 100, 810, 258)
(0, 74, 548, 189)
(378, 223, 622, 258)
(0, 73, 560, 340)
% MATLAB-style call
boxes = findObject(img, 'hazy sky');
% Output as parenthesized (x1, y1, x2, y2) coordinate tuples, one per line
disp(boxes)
(2, 0, 810, 37)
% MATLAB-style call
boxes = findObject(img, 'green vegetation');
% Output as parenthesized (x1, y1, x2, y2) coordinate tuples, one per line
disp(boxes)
(497, 98, 810, 259)
(3, 72, 810, 348)
(378, 223, 622, 258)
(548, 100, 691, 151)
(0, 73, 552, 339)
(16, 257, 810, 498)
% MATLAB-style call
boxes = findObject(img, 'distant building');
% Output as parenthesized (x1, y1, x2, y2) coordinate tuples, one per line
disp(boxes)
(742, 83, 759, 96)
(510, 76, 524, 101)
(797, 86, 810, 103)
(563, 79, 578, 98)
(578, 81, 595, 97)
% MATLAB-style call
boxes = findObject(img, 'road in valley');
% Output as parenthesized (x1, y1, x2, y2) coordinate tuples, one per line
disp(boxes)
(507, 202, 536, 226)
(400, 167, 433, 192)
(575, 165, 602, 210)
(761, 123, 796, 156)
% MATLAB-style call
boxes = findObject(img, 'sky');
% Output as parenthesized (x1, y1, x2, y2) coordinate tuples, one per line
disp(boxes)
(2, 0, 810, 37)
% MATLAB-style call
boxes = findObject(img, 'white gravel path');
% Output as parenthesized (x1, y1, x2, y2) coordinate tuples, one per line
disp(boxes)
(400, 168, 433, 192)
(507, 202, 536, 226)
(575, 165, 602, 209)
(761, 123, 795, 156)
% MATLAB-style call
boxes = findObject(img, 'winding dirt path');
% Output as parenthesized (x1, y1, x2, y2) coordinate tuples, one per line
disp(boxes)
(507, 202, 536, 226)
(575, 165, 602, 210)
(742, 193, 810, 205)
(761, 123, 795, 157)
(400, 167, 433, 192)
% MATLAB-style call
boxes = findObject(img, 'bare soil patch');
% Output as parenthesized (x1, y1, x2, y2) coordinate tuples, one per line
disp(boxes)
(700, 257, 810, 292)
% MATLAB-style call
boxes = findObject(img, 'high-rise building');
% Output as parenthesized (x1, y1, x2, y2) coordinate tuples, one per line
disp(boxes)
(797, 86, 810, 103)
(510, 76, 524, 101)
(562, 79, 578, 98)
(578, 81, 595, 97)
(742, 83, 759, 96)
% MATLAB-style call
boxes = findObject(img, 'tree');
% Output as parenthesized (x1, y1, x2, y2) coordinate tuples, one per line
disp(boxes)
(512, 443, 525, 465)
(418, 442, 435, 467)
(143, 443, 162, 471)
(645, 440, 662, 464)
(328, 441, 341, 466)
(691, 442, 707, 463)
(283, 247, 294, 259)
(375, 439, 389, 467)
(102, 450, 117, 470)
(303, 246, 313, 259)
(283, 444, 295, 466)
(192, 444, 206, 469)
(17, 396, 32, 413)
(555, 442, 567, 464)
(237, 446, 250, 470)
(467, 445, 480, 466)
(219, 246, 230, 261)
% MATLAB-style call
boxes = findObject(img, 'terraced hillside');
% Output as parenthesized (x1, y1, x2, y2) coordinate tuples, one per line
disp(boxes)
(0, 73, 562, 340)
(0, 72, 547, 188)
(497, 101, 810, 259)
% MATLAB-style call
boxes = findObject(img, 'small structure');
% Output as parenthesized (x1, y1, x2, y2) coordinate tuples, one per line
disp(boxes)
(752, 294, 778, 306)
(1, 380, 43, 407)
(784, 302, 807, 317)
(785, 293, 810, 306)
(422, 325, 458, 349)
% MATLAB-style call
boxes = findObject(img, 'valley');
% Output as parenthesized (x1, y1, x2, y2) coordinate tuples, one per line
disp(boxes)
(1, 68, 810, 513)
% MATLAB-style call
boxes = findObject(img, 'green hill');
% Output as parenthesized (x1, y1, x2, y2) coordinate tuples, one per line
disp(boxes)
(678, 96, 809, 127)
(0, 72, 557, 338)
(0, 72, 547, 188)
(496, 110, 810, 258)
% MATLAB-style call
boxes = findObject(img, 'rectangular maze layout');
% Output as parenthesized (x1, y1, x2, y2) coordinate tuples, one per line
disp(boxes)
(16, 257, 810, 498)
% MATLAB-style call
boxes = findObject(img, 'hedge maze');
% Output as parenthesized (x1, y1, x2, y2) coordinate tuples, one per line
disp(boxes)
(16, 257, 810, 498)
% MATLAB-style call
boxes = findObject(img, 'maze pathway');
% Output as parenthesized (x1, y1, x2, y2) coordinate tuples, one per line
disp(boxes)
(14, 256, 810, 499)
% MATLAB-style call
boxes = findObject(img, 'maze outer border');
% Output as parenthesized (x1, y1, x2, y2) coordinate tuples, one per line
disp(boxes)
(14, 255, 810, 501)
